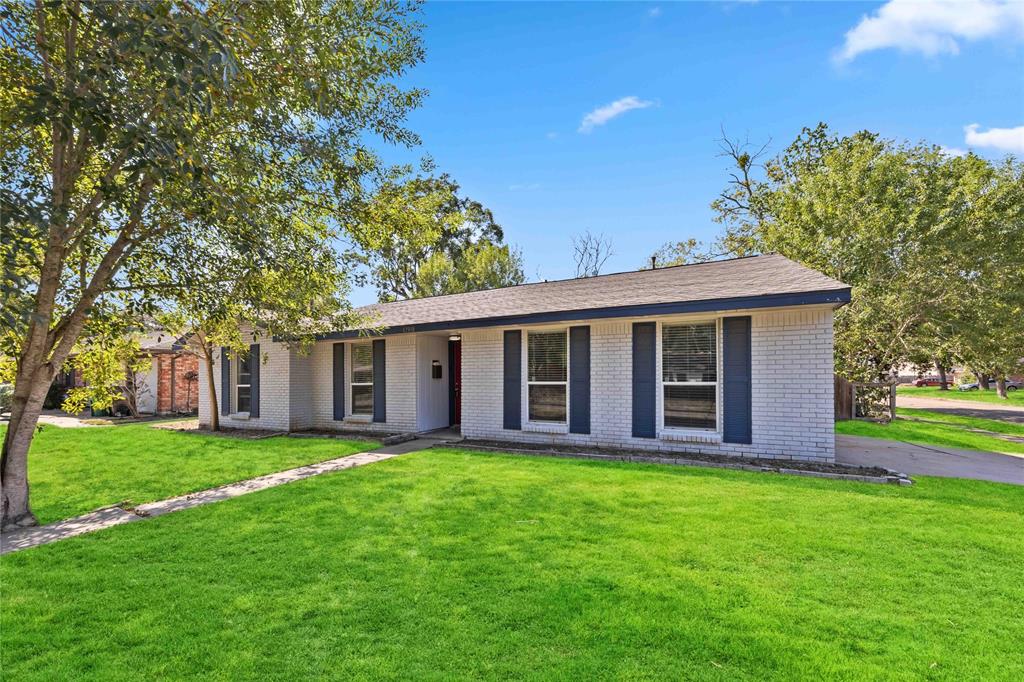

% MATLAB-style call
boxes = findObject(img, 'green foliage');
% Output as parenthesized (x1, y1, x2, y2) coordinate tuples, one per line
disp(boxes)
(0, 0, 425, 364)
(353, 172, 518, 301)
(711, 123, 1024, 383)
(62, 336, 151, 416)
(414, 242, 525, 298)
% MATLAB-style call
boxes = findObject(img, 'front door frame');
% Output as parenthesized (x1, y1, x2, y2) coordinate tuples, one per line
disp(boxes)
(448, 338, 462, 426)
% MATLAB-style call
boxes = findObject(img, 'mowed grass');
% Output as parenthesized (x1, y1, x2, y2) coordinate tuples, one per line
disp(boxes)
(836, 409, 1024, 456)
(3, 449, 1023, 680)
(0, 423, 374, 524)
(897, 385, 1024, 407)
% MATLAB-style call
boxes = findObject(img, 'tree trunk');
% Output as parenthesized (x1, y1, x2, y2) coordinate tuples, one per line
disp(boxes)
(1, 364, 56, 530)
(202, 344, 220, 431)
(979, 374, 991, 390)
(996, 377, 1008, 399)
(934, 359, 948, 390)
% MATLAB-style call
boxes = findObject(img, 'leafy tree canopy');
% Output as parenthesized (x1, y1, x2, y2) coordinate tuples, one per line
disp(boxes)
(0, 0, 425, 528)
(352, 171, 517, 301)
(710, 123, 1024, 382)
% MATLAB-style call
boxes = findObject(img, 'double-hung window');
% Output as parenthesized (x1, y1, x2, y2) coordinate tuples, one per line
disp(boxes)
(527, 330, 568, 423)
(662, 322, 717, 430)
(236, 354, 252, 413)
(350, 343, 374, 416)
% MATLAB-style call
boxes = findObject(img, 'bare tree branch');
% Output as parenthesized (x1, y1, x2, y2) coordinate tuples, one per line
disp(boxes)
(571, 231, 614, 278)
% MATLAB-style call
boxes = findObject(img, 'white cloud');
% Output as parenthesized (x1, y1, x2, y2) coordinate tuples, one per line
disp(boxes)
(836, 0, 1024, 63)
(964, 123, 1024, 153)
(546, 131, 558, 140)
(647, 6, 662, 18)
(578, 96, 654, 134)
(940, 145, 968, 157)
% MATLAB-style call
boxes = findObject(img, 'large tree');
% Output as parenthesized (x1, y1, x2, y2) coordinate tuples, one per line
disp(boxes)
(709, 124, 1022, 383)
(414, 242, 525, 298)
(0, 0, 424, 529)
(353, 172, 512, 301)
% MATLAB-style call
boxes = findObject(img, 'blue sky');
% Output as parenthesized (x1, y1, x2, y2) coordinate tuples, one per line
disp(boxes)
(352, 0, 1024, 305)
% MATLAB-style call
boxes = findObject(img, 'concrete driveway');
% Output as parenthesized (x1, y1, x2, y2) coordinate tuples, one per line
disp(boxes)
(837, 435, 1024, 485)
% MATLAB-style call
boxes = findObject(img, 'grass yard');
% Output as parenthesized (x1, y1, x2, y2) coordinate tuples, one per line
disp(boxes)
(2, 448, 1023, 680)
(897, 385, 1024, 407)
(836, 409, 1024, 456)
(0, 423, 374, 524)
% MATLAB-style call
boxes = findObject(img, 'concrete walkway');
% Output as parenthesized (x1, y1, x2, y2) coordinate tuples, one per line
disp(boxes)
(0, 409, 97, 429)
(0, 437, 439, 555)
(897, 395, 1024, 424)
(837, 435, 1024, 485)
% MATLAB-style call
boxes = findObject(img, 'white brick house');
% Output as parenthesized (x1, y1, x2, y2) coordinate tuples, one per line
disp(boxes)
(200, 254, 849, 462)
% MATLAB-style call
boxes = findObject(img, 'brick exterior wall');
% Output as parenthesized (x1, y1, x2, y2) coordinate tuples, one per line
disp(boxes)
(198, 305, 836, 461)
(154, 353, 199, 414)
(199, 330, 419, 434)
(305, 334, 418, 433)
(460, 306, 836, 462)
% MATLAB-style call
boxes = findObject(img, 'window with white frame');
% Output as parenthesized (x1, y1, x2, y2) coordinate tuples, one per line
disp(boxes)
(662, 322, 717, 430)
(350, 343, 374, 416)
(527, 330, 568, 423)
(236, 353, 252, 413)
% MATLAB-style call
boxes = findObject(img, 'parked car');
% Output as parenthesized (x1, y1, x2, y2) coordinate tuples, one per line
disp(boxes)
(958, 380, 1022, 392)
(912, 377, 947, 387)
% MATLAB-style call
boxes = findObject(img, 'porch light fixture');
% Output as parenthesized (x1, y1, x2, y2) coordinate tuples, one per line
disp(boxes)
(448, 334, 461, 341)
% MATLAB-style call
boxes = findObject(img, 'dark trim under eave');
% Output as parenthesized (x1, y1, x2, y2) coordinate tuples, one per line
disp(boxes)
(295, 288, 852, 341)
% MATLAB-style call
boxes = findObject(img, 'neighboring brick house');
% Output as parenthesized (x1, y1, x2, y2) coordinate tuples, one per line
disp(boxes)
(199, 254, 851, 462)
(53, 332, 199, 415)
(136, 332, 199, 415)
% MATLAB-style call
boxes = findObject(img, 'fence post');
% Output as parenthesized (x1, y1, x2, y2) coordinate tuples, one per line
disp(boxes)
(889, 383, 896, 421)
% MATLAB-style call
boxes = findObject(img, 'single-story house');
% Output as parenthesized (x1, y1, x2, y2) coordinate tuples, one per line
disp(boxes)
(198, 254, 851, 462)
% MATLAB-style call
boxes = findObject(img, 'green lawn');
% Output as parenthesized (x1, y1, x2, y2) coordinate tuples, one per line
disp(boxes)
(2, 449, 1023, 679)
(837, 409, 1024, 455)
(0, 423, 374, 524)
(897, 385, 1024, 407)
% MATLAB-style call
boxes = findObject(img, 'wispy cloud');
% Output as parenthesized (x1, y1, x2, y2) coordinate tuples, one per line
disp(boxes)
(835, 0, 1024, 63)
(578, 96, 654, 134)
(647, 6, 662, 19)
(940, 145, 968, 158)
(508, 183, 541, 192)
(964, 123, 1024, 154)
(546, 131, 558, 140)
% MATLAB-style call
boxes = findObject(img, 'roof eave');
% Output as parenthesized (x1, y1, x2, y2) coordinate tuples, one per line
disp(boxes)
(302, 287, 852, 341)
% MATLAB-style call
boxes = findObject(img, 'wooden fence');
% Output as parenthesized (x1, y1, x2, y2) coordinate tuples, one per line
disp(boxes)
(835, 376, 896, 421)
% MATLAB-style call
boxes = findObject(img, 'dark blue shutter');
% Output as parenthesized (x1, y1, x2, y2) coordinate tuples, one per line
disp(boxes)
(722, 316, 752, 443)
(333, 343, 345, 420)
(249, 344, 260, 418)
(372, 339, 386, 422)
(220, 347, 230, 416)
(569, 326, 590, 434)
(503, 330, 521, 430)
(632, 322, 656, 438)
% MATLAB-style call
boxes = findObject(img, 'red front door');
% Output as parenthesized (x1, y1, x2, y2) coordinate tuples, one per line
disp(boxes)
(452, 339, 462, 425)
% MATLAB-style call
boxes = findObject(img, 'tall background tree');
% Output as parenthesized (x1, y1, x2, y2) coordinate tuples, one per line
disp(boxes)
(0, 0, 424, 529)
(708, 123, 1023, 385)
(353, 171, 524, 300)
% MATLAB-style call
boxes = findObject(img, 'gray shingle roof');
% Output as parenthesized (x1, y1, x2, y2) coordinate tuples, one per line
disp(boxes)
(348, 254, 849, 333)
